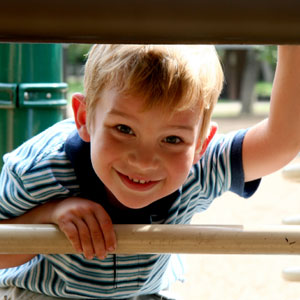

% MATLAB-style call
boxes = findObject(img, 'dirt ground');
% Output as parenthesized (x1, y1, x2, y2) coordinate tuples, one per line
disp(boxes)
(169, 113, 300, 300)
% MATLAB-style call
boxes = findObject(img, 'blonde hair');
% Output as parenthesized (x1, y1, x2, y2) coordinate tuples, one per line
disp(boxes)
(84, 44, 223, 143)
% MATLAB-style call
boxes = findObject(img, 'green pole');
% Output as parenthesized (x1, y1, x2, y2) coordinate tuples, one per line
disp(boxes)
(0, 43, 67, 170)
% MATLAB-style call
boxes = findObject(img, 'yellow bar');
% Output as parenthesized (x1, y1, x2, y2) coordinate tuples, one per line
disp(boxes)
(0, 224, 300, 255)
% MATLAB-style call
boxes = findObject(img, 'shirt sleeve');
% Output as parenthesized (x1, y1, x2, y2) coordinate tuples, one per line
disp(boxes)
(229, 129, 261, 198)
(193, 129, 261, 202)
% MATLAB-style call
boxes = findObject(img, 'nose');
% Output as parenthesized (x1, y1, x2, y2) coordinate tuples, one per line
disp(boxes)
(127, 144, 159, 171)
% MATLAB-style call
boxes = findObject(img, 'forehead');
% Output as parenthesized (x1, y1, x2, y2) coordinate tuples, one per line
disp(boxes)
(98, 88, 202, 125)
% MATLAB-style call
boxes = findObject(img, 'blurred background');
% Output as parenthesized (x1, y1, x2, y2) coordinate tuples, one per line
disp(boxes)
(64, 44, 276, 116)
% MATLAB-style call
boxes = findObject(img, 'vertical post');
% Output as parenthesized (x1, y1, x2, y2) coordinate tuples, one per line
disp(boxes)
(0, 44, 67, 170)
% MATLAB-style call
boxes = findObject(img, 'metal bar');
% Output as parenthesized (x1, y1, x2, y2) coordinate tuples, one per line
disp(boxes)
(1, 224, 300, 255)
(0, 0, 299, 44)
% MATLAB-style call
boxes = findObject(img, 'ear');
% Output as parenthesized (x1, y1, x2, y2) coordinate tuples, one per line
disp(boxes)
(193, 123, 218, 164)
(72, 93, 91, 142)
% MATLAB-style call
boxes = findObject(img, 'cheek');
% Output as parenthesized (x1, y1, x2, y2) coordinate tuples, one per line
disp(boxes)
(165, 150, 194, 179)
(90, 134, 127, 169)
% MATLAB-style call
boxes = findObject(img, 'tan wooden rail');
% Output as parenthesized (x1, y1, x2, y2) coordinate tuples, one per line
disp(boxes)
(0, 224, 300, 255)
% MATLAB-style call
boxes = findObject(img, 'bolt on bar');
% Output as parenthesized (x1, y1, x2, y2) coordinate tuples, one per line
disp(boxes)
(0, 224, 300, 255)
(0, 0, 300, 44)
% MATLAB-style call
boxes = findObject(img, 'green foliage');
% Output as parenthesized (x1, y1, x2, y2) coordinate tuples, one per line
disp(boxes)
(256, 46, 277, 67)
(67, 77, 84, 103)
(66, 44, 91, 65)
(255, 81, 273, 98)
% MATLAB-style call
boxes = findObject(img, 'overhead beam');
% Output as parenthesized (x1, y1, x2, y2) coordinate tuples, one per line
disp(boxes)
(0, 224, 300, 255)
(0, 0, 299, 44)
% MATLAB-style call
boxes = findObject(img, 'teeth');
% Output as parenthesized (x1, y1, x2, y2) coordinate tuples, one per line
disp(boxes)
(129, 177, 148, 184)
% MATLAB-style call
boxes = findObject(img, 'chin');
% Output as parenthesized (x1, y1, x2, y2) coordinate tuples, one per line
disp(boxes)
(116, 195, 155, 210)
(120, 200, 151, 210)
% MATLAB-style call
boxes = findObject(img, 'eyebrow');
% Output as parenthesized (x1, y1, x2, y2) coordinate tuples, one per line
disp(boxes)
(108, 109, 138, 121)
(167, 125, 194, 132)
(109, 108, 195, 132)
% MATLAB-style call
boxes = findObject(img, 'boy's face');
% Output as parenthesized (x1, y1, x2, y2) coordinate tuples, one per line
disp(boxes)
(74, 89, 208, 209)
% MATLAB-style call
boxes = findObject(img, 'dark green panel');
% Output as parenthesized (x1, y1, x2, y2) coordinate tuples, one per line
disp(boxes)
(0, 43, 67, 170)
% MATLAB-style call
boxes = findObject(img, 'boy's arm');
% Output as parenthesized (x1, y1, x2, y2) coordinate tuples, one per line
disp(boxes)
(0, 215, 37, 268)
(242, 46, 300, 182)
(0, 197, 116, 269)
(0, 204, 54, 269)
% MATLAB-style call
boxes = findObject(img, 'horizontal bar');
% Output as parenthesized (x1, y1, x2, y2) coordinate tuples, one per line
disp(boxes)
(0, 0, 300, 44)
(1, 224, 300, 255)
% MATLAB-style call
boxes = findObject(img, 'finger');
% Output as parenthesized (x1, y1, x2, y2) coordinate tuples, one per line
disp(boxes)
(58, 221, 83, 254)
(73, 218, 95, 259)
(83, 214, 107, 259)
(94, 208, 116, 253)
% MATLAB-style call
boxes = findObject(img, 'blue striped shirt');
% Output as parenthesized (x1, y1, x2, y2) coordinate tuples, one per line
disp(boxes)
(0, 119, 259, 299)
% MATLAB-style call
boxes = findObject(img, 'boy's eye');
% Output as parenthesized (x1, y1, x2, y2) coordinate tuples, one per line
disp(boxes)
(163, 136, 182, 144)
(116, 124, 134, 135)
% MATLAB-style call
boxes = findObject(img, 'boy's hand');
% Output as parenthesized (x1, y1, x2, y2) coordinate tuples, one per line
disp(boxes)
(50, 197, 116, 260)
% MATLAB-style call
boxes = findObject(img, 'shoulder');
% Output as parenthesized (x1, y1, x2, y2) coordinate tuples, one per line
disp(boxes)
(194, 129, 247, 175)
(3, 119, 76, 174)
(183, 129, 248, 197)
(0, 119, 78, 212)
(3, 118, 76, 177)
(202, 129, 247, 170)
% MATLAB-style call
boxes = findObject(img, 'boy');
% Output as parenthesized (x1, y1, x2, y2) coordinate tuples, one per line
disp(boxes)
(0, 45, 299, 300)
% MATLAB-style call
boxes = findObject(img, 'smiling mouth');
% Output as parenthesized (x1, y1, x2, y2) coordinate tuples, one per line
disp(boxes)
(116, 171, 160, 191)
(127, 176, 151, 184)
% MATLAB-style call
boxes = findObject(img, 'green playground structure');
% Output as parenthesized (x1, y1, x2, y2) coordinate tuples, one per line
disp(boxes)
(0, 44, 67, 169)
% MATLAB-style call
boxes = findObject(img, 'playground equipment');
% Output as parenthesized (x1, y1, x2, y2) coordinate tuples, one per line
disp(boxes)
(281, 163, 300, 281)
(0, 44, 67, 170)
(0, 0, 300, 44)
(1, 224, 300, 255)
(0, 0, 299, 258)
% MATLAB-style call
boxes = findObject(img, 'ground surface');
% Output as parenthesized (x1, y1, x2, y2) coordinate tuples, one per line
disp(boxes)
(169, 107, 300, 300)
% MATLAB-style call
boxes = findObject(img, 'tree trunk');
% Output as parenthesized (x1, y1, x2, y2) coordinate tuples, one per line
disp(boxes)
(240, 50, 260, 115)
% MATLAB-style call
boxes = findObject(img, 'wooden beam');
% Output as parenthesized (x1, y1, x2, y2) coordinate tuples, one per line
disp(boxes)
(0, 224, 300, 254)
(0, 0, 299, 44)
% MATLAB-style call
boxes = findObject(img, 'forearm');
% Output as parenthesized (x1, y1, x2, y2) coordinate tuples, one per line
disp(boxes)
(243, 46, 300, 181)
(0, 200, 57, 225)
(268, 46, 300, 153)
(0, 201, 57, 269)
(0, 197, 117, 265)
(0, 254, 36, 269)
